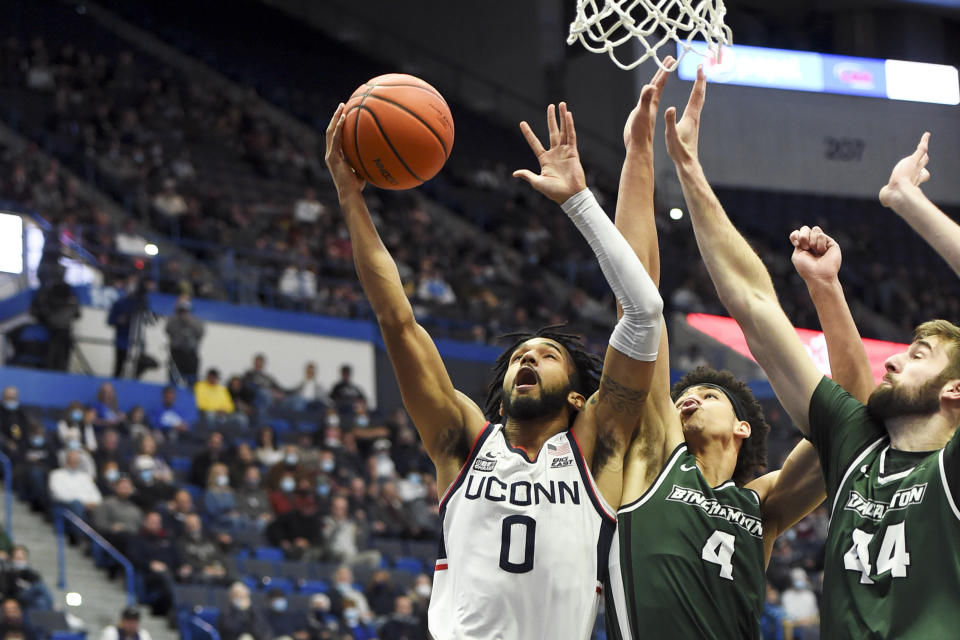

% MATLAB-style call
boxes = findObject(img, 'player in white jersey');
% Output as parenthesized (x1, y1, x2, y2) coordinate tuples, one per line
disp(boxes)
(325, 99, 663, 638)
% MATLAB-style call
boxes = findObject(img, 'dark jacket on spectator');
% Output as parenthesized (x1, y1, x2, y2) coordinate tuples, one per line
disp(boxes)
(218, 604, 271, 640)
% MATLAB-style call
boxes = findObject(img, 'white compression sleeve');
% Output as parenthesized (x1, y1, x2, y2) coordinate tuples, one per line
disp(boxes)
(561, 188, 663, 361)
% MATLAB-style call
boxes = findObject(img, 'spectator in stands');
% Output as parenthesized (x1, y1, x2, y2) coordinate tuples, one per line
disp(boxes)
(322, 496, 375, 568)
(203, 463, 245, 534)
(781, 568, 819, 638)
(93, 475, 142, 556)
(330, 566, 371, 620)
(175, 514, 229, 586)
(292, 187, 325, 225)
(1, 546, 53, 612)
(0, 598, 34, 640)
(761, 583, 786, 640)
(56, 401, 97, 451)
(13, 425, 55, 511)
(304, 593, 341, 640)
(268, 470, 298, 516)
(107, 277, 155, 379)
(147, 386, 189, 439)
(165, 297, 204, 387)
(364, 570, 400, 620)
(93, 429, 130, 475)
(264, 588, 307, 640)
(368, 481, 418, 539)
(378, 595, 421, 640)
(390, 423, 431, 478)
(219, 582, 271, 640)
(128, 511, 178, 616)
(226, 375, 254, 420)
(340, 597, 376, 640)
(265, 445, 302, 492)
(194, 369, 238, 424)
(92, 382, 126, 430)
(367, 441, 397, 483)
(329, 365, 365, 410)
(189, 431, 226, 487)
(287, 362, 329, 412)
(151, 178, 188, 232)
(29, 262, 79, 371)
(48, 448, 102, 522)
(254, 426, 283, 467)
(228, 443, 257, 487)
(407, 573, 432, 620)
(125, 405, 154, 442)
(277, 261, 318, 310)
(242, 353, 288, 413)
(131, 434, 176, 508)
(97, 461, 122, 496)
(266, 490, 323, 560)
(162, 489, 196, 537)
(99, 606, 152, 640)
(0, 387, 32, 455)
(235, 466, 273, 530)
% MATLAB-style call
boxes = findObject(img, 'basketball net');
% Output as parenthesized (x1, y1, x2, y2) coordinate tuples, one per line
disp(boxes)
(567, 0, 732, 71)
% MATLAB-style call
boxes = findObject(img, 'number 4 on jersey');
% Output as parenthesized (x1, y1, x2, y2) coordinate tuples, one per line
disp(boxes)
(843, 522, 910, 584)
(702, 531, 736, 580)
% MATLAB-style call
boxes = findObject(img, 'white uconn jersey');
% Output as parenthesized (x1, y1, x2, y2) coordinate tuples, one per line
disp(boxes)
(429, 423, 616, 640)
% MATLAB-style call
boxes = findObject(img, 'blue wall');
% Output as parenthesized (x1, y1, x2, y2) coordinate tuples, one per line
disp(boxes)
(0, 366, 198, 421)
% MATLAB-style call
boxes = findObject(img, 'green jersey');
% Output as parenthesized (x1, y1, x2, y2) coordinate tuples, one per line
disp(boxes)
(809, 377, 960, 639)
(605, 444, 765, 639)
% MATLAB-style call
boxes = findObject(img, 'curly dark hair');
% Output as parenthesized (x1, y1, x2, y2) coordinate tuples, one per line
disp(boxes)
(484, 325, 603, 426)
(670, 366, 769, 486)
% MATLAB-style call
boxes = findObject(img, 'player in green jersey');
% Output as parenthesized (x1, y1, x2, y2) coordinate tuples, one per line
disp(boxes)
(600, 65, 876, 640)
(663, 64, 960, 638)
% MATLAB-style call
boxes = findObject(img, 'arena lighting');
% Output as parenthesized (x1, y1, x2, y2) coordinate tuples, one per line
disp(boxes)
(676, 42, 960, 105)
(144, 243, 159, 256)
(65, 592, 82, 607)
(685, 313, 909, 383)
(669, 208, 684, 220)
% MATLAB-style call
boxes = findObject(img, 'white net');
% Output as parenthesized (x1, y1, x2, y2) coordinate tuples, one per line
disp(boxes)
(567, 0, 732, 71)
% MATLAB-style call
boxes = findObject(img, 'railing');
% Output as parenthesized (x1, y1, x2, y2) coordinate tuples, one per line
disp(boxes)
(189, 616, 221, 640)
(54, 508, 136, 605)
(0, 451, 12, 540)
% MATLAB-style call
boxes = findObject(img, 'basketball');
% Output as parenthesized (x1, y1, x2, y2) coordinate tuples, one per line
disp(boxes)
(340, 73, 455, 190)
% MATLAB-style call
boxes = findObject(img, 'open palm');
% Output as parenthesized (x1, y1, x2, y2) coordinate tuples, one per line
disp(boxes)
(513, 102, 587, 205)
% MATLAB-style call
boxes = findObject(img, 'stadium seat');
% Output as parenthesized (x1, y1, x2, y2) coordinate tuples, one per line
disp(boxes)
(259, 576, 294, 594)
(393, 556, 424, 574)
(253, 546, 285, 562)
(297, 579, 329, 595)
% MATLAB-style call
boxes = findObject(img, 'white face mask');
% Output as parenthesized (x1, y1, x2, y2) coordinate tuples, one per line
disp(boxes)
(415, 583, 431, 598)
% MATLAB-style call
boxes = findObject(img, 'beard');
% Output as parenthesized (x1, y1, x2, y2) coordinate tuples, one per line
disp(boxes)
(502, 383, 572, 421)
(867, 372, 947, 421)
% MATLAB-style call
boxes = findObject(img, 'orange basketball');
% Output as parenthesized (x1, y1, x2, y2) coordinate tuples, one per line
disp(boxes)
(341, 73, 454, 190)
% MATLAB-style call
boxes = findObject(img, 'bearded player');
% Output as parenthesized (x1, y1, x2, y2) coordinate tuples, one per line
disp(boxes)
(601, 63, 875, 639)
(663, 63, 960, 639)
(325, 97, 662, 639)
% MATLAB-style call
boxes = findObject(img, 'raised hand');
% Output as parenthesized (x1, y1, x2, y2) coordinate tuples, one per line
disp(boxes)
(665, 65, 706, 166)
(324, 103, 365, 198)
(790, 225, 841, 284)
(513, 102, 587, 204)
(879, 132, 930, 209)
(623, 56, 673, 152)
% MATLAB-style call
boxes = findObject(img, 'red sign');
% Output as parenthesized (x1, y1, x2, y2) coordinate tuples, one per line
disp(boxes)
(686, 313, 908, 384)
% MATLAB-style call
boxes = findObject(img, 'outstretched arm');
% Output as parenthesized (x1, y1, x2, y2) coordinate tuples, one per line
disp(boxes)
(663, 67, 822, 434)
(324, 104, 485, 492)
(880, 133, 960, 277)
(790, 225, 874, 402)
(514, 103, 663, 503)
(613, 60, 685, 498)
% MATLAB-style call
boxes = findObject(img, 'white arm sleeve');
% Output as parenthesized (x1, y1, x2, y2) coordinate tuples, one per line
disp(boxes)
(561, 188, 663, 361)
